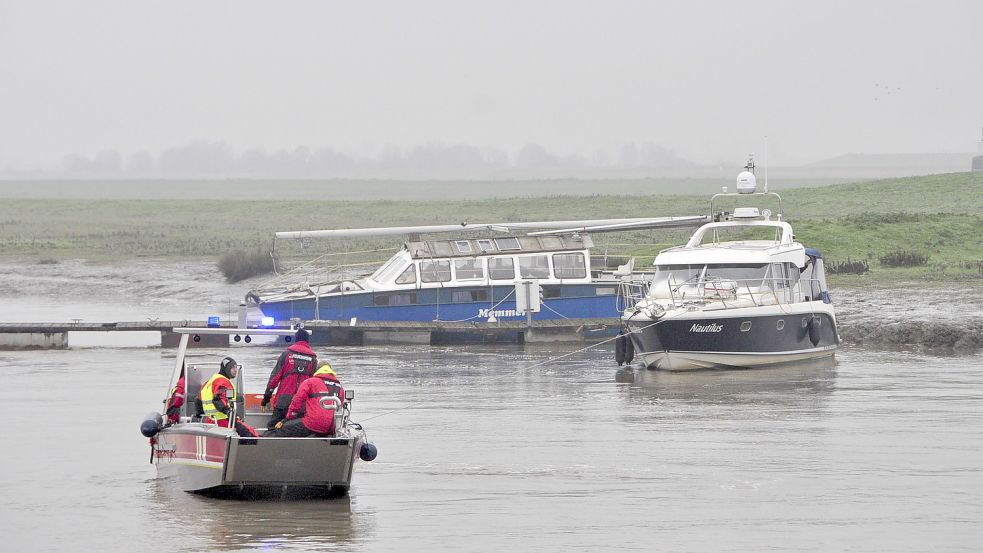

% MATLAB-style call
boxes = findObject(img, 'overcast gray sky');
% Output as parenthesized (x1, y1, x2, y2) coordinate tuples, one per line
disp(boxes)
(1, 0, 981, 169)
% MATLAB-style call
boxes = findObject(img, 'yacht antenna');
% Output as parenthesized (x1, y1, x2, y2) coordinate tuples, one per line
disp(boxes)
(764, 137, 769, 193)
(745, 154, 755, 174)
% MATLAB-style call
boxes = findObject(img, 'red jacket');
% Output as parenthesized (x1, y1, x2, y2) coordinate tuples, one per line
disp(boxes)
(165, 376, 185, 423)
(264, 341, 317, 405)
(286, 373, 345, 435)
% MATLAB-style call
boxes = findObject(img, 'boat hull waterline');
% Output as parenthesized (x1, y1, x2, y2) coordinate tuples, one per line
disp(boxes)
(154, 424, 362, 498)
(625, 304, 839, 371)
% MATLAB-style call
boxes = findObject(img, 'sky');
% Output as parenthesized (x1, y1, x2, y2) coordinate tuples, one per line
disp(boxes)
(1, 0, 981, 169)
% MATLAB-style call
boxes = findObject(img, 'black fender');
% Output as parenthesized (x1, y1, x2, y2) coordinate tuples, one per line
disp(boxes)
(807, 316, 821, 346)
(615, 331, 627, 366)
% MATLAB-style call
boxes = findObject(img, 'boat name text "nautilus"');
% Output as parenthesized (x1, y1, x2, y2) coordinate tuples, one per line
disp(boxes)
(689, 323, 724, 333)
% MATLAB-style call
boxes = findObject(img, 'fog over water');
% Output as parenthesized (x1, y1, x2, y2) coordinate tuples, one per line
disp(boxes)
(2, 1, 983, 549)
(2, 1, 982, 176)
(0, 261, 981, 551)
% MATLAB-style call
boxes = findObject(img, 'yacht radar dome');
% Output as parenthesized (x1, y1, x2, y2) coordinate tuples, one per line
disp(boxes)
(736, 171, 757, 194)
(736, 154, 757, 194)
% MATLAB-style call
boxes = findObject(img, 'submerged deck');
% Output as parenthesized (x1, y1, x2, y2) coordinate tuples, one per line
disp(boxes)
(0, 318, 619, 349)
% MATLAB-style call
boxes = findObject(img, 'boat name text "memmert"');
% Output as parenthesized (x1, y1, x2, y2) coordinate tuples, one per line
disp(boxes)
(689, 323, 724, 333)
(480, 308, 519, 318)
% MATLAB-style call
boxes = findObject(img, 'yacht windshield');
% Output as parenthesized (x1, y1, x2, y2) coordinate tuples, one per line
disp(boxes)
(653, 264, 769, 287)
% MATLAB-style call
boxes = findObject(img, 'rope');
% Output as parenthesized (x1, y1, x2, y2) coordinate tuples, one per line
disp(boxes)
(541, 302, 571, 320)
(435, 288, 516, 323)
(353, 309, 677, 424)
(516, 308, 683, 371)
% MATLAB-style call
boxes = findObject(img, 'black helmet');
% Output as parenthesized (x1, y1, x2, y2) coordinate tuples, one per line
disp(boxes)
(219, 356, 240, 377)
(294, 329, 310, 343)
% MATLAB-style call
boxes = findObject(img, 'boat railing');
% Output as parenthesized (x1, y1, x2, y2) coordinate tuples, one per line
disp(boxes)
(617, 279, 650, 311)
(650, 275, 827, 310)
(589, 243, 668, 270)
(253, 248, 398, 294)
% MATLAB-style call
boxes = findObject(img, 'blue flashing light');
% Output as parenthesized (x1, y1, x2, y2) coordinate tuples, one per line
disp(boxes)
(207, 316, 221, 328)
(261, 316, 275, 327)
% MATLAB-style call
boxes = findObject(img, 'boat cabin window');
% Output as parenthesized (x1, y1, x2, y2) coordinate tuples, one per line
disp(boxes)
(420, 260, 452, 283)
(495, 237, 521, 251)
(454, 259, 484, 280)
(769, 263, 800, 289)
(477, 239, 495, 252)
(454, 241, 473, 254)
(374, 293, 417, 306)
(703, 264, 769, 284)
(518, 255, 550, 279)
(652, 264, 704, 288)
(541, 285, 562, 299)
(452, 290, 489, 303)
(700, 226, 783, 245)
(372, 256, 408, 283)
(552, 253, 586, 279)
(395, 264, 416, 284)
(489, 257, 515, 280)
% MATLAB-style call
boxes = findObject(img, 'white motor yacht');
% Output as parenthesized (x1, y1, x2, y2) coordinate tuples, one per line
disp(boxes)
(622, 159, 839, 370)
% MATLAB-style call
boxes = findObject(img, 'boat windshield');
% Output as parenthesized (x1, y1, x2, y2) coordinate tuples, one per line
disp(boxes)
(371, 255, 408, 283)
(652, 264, 769, 288)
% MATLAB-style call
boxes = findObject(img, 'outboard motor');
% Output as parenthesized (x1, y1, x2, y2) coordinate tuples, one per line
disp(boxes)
(359, 442, 378, 462)
(140, 412, 163, 438)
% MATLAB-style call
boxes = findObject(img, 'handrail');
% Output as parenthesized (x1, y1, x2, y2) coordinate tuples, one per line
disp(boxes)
(709, 191, 783, 218)
(642, 275, 826, 311)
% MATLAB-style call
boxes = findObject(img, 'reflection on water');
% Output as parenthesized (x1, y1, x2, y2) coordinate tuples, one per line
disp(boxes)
(147, 480, 369, 551)
(621, 356, 838, 407)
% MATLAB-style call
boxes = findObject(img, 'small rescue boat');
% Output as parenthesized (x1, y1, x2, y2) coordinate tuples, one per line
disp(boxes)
(140, 327, 377, 499)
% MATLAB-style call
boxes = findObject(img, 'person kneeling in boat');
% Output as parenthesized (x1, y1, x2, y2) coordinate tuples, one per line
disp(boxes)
(200, 356, 259, 438)
(261, 328, 318, 429)
(272, 362, 345, 438)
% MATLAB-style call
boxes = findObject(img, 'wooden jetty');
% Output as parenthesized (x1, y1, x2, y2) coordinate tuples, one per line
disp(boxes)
(0, 318, 618, 350)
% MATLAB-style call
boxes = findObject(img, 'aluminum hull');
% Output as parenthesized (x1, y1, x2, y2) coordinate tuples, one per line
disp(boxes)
(154, 423, 362, 498)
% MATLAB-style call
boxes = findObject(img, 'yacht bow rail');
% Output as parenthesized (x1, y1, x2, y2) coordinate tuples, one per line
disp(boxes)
(625, 275, 827, 314)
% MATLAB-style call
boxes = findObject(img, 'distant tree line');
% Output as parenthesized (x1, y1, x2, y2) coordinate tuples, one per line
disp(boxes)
(51, 140, 697, 178)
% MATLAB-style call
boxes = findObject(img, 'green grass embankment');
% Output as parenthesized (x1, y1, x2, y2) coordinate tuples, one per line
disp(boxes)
(1, 172, 981, 282)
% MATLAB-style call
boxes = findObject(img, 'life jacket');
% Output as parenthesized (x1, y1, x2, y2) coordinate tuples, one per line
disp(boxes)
(267, 342, 318, 404)
(283, 342, 316, 378)
(312, 378, 344, 409)
(288, 374, 345, 435)
(200, 374, 235, 421)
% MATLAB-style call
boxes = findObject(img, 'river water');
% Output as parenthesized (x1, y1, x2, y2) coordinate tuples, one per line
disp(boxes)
(0, 261, 981, 552)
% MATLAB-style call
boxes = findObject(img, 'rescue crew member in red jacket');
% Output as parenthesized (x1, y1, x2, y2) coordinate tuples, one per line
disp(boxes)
(274, 362, 346, 437)
(262, 329, 318, 428)
(164, 364, 186, 424)
(200, 356, 259, 438)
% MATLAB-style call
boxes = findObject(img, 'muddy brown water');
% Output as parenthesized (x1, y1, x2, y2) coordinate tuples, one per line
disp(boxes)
(0, 261, 981, 552)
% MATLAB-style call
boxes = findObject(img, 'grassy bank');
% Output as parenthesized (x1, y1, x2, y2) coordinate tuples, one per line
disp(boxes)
(1, 172, 981, 281)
